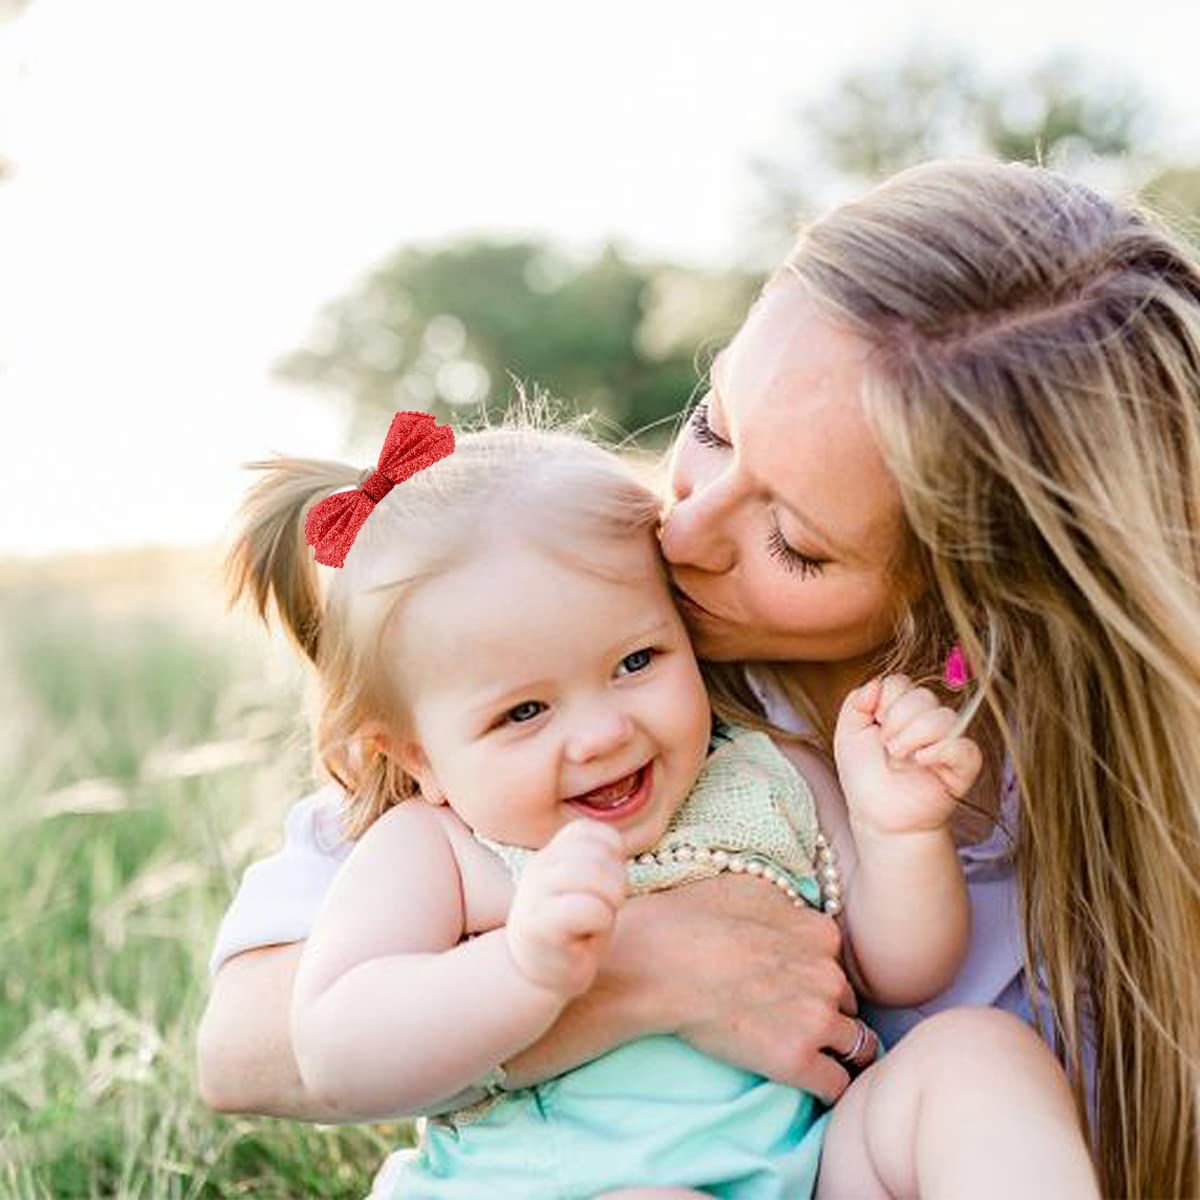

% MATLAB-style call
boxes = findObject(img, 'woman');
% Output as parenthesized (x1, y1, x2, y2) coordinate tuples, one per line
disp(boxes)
(199, 159, 1200, 1197)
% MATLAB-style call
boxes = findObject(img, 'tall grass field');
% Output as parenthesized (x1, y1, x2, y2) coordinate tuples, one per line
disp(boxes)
(0, 548, 405, 1197)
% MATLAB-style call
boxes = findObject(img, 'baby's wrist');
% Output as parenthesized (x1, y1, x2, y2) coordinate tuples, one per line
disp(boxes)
(503, 924, 577, 1006)
(849, 818, 955, 860)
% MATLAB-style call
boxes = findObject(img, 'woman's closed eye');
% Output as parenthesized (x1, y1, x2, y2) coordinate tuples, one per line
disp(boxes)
(689, 399, 729, 449)
(766, 521, 827, 578)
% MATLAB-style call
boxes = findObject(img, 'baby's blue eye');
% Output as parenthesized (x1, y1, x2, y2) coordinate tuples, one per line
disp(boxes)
(506, 700, 546, 724)
(618, 648, 655, 675)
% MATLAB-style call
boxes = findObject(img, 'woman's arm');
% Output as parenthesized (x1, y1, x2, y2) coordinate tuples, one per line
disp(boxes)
(197, 941, 336, 1119)
(505, 873, 860, 1102)
(198, 875, 862, 1118)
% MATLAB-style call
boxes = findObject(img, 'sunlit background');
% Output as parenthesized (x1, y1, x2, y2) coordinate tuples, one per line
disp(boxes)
(3, 0, 1199, 1194)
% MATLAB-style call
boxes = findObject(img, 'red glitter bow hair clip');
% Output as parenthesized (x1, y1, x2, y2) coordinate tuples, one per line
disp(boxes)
(304, 410, 456, 568)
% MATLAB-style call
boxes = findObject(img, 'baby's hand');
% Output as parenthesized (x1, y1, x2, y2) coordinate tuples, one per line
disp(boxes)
(505, 820, 628, 998)
(834, 675, 982, 838)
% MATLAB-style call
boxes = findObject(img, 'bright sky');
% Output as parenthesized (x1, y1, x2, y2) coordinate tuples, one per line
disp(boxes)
(2, 0, 1198, 557)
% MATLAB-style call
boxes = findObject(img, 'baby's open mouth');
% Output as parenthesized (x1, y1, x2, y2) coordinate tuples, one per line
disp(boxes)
(567, 763, 652, 820)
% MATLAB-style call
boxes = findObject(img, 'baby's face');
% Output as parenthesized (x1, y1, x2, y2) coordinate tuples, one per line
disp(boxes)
(390, 531, 712, 855)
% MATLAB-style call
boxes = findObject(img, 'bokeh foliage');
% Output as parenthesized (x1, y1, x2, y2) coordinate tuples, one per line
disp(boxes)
(277, 241, 761, 448)
(279, 49, 1200, 446)
(0, 565, 397, 1197)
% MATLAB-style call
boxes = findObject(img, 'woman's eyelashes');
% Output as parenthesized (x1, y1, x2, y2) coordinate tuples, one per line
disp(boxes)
(689, 399, 729, 449)
(766, 521, 827, 578)
(690, 397, 827, 579)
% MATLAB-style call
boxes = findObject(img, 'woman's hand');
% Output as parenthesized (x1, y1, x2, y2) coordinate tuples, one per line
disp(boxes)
(661, 873, 863, 1103)
(200, 867, 864, 1115)
(500, 871, 863, 1102)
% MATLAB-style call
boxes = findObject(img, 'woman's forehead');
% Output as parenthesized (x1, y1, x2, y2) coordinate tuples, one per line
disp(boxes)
(716, 288, 901, 558)
(719, 285, 873, 415)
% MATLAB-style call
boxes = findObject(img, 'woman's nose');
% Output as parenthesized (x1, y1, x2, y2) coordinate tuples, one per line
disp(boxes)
(660, 452, 741, 574)
(564, 705, 634, 765)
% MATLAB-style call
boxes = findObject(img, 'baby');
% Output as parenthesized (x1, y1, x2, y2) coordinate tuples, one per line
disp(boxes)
(227, 411, 1097, 1198)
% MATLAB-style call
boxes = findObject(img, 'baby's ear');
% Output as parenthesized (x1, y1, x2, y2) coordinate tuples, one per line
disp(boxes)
(380, 733, 447, 806)
(362, 720, 448, 806)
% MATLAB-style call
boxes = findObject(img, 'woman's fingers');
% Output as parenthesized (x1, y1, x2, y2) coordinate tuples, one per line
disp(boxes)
(665, 879, 861, 1101)
(829, 1015, 881, 1071)
(800, 1053, 853, 1107)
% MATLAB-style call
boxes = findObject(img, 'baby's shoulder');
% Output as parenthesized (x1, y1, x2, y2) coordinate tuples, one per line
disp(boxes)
(365, 799, 471, 848)
(368, 803, 511, 932)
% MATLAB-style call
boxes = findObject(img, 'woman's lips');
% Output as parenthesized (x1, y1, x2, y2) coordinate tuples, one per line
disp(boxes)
(567, 763, 653, 823)
(672, 585, 719, 621)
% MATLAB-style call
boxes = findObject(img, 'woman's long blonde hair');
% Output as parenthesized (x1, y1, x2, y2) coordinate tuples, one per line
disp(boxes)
(774, 158, 1200, 1197)
(225, 415, 662, 839)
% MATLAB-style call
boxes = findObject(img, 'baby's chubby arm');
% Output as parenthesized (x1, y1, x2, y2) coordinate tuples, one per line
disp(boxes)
(786, 677, 980, 1008)
(290, 804, 626, 1120)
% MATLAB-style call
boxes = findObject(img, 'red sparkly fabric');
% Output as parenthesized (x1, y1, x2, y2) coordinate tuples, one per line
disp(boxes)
(304, 410, 455, 568)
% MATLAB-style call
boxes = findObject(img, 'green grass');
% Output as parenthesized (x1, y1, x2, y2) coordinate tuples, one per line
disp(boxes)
(0, 563, 408, 1197)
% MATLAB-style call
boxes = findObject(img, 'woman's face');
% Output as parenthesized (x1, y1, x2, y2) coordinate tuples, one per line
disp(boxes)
(660, 281, 909, 665)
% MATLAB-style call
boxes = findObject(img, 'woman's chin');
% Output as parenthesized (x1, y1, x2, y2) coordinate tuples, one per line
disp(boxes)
(684, 621, 757, 662)
(688, 619, 810, 664)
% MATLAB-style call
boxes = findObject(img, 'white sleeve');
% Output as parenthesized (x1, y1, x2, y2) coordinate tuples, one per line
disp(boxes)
(208, 785, 355, 976)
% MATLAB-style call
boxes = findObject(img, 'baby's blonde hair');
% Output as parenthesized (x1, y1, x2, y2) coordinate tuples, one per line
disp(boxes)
(226, 411, 662, 838)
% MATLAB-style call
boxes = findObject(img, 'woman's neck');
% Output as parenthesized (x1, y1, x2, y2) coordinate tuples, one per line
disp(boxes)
(790, 656, 878, 736)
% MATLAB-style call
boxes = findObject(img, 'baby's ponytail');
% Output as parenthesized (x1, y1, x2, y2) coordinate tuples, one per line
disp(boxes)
(225, 457, 361, 662)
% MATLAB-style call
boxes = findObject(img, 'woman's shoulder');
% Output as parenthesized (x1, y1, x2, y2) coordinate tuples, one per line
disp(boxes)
(742, 666, 813, 736)
(280, 783, 355, 861)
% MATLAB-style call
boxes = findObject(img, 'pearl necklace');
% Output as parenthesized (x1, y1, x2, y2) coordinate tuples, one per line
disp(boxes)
(631, 830, 843, 917)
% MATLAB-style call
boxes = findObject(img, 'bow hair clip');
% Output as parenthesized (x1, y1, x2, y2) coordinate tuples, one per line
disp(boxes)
(305, 410, 456, 568)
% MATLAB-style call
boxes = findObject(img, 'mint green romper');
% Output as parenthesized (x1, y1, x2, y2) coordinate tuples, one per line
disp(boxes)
(384, 725, 830, 1199)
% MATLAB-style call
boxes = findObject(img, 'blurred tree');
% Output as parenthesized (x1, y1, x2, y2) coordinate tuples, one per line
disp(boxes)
(1140, 165, 1200, 246)
(276, 240, 760, 446)
(282, 47, 1200, 442)
(750, 47, 1159, 251)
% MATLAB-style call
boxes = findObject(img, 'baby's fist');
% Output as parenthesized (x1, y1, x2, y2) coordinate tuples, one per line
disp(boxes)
(506, 820, 628, 997)
(835, 675, 983, 837)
